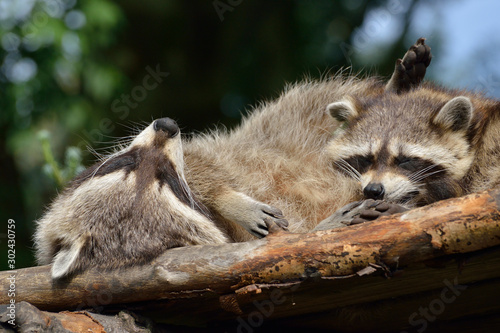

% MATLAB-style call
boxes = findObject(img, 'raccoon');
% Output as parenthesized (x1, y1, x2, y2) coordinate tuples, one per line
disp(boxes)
(35, 118, 232, 279)
(183, 39, 432, 239)
(323, 84, 500, 209)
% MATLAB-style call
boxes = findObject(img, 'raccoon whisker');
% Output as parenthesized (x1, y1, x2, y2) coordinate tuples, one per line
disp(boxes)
(94, 137, 138, 161)
(409, 164, 439, 181)
(100, 135, 136, 141)
(87, 154, 125, 181)
(88, 137, 136, 158)
(85, 146, 134, 181)
(342, 159, 362, 181)
(411, 169, 445, 182)
(399, 196, 417, 207)
(398, 196, 411, 205)
(120, 121, 148, 133)
(335, 158, 361, 181)
(87, 146, 104, 160)
(178, 174, 209, 215)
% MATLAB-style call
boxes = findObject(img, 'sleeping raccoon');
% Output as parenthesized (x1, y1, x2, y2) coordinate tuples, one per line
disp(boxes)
(35, 118, 237, 279)
(323, 83, 500, 210)
(183, 38, 432, 240)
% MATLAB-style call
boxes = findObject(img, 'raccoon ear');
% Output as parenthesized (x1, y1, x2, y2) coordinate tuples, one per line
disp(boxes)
(51, 233, 90, 279)
(326, 99, 358, 123)
(433, 96, 473, 132)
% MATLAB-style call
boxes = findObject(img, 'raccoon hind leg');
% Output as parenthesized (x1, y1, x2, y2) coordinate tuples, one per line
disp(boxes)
(385, 37, 432, 93)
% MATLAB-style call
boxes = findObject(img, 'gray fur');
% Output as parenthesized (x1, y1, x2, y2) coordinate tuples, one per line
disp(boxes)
(35, 119, 230, 279)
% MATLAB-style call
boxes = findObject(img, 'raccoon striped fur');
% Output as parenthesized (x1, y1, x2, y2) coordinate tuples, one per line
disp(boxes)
(35, 118, 231, 279)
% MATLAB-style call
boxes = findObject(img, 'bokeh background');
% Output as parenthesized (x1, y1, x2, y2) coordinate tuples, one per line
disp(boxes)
(2, 0, 500, 269)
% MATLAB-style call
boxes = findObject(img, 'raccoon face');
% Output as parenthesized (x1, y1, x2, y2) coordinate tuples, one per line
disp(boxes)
(73, 117, 184, 189)
(325, 94, 475, 207)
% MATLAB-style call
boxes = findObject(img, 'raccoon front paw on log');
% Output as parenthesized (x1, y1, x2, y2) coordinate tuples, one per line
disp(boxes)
(215, 191, 289, 238)
(313, 199, 408, 231)
(349, 199, 409, 225)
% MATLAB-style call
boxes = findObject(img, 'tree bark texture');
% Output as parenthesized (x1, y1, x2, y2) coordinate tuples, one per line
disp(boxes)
(1, 187, 499, 330)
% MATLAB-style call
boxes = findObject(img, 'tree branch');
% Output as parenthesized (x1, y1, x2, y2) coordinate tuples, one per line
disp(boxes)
(1, 187, 500, 328)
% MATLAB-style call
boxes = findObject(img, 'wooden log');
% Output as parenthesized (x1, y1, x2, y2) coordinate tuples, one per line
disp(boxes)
(0, 301, 104, 332)
(0, 301, 155, 332)
(1, 187, 499, 315)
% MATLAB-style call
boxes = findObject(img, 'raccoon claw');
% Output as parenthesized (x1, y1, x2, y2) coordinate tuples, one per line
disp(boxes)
(264, 217, 289, 234)
(247, 203, 289, 238)
(386, 37, 432, 93)
(251, 222, 270, 238)
(262, 205, 286, 220)
(248, 218, 288, 238)
(272, 218, 289, 230)
(262, 204, 289, 229)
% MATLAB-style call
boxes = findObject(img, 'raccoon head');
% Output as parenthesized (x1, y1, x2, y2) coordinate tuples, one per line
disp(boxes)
(325, 93, 475, 208)
(71, 117, 188, 194)
(45, 117, 219, 280)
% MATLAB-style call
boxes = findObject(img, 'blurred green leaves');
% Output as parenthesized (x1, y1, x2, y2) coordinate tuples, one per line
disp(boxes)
(38, 130, 84, 187)
(1, 0, 125, 165)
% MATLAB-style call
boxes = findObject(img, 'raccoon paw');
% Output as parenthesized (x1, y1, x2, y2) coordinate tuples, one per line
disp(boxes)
(216, 191, 288, 238)
(246, 203, 289, 238)
(313, 200, 367, 231)
(350, 200, 409, 225)
(313, 200, 408, 231)
(386, 37, 432, 93)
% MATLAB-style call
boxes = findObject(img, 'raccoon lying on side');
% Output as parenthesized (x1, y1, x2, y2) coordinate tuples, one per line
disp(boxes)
(316, 81, 500, 229)
(183, 38, 431, 240)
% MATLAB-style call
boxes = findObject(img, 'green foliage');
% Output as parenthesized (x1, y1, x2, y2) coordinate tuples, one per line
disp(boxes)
(0, 0, 125, 182)
(39, 130, 84, 188)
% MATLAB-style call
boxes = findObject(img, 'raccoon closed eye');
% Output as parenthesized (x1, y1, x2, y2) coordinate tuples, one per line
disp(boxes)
(344, 155, 374, 173)
(395, 156, 425, 172)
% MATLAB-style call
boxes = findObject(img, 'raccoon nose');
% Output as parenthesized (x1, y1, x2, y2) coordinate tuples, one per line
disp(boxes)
(363, 183, 385, 200)
(154, 118, 179, 138)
